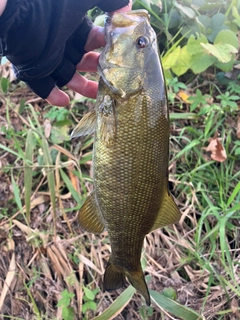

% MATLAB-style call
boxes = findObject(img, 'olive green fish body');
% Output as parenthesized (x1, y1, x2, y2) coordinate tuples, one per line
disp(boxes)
(71, 10, 181, 305)
(94, 84, 168, 266)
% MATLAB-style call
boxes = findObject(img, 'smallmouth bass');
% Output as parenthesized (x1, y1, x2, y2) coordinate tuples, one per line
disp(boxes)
(71, 10, 181, 306)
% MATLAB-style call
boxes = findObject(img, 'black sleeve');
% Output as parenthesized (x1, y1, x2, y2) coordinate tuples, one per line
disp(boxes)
(0, 0, 130, 98)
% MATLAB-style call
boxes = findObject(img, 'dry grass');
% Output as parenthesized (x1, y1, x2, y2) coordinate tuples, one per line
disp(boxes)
(0, 62, 240, 319)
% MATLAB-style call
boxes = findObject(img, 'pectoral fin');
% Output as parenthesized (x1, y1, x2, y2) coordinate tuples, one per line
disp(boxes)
(78, 191, 105, 234)
(71, 109, 96, 138)
(99, 96, 117, 146)
(150, 187, 181, 232)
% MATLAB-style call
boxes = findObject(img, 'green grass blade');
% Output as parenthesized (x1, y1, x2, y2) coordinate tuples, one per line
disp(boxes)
(150, 290, 203, 320)
(28, 104, 43, 135)
(24, 129, 34, 222)
(41, 137, 56, 220)
(0, 316, 25, 320)
(0, 143, 25, 161)
(226, 181, 240, 207)
(173, 139, 201, 160)
(11, 172, 23, 213)
(23, 281, 41, 320)
(60, 169, 83, 206)
(170, 112, 198, 120)
(93, 286, 136, 320)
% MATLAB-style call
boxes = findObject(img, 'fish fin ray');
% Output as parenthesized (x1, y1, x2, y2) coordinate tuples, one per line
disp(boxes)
(104, 259, 151, 306)
(103, 259, 126, 291)
(71, 109, 96, 138)
(150, 186, 181, 232)
(78, 191, 105, 234)
(99, 96, 117, 146)
(126, 269, 151, 306)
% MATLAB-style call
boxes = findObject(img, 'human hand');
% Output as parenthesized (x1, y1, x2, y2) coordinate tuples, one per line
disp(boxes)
(48, 0, 132, 106)
(0, 0, 132, 106)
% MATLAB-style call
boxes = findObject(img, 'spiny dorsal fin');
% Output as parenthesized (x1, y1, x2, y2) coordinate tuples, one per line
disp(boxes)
(150, 186, 181, 232)
(78, 191, 105, 234)
(71, 109, 96, 138)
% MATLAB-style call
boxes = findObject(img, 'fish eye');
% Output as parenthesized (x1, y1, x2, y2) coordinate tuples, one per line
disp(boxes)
(136, 36, 149, 49)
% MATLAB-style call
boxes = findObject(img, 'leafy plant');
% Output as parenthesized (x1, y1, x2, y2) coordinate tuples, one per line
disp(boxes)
(82, 286, 100, 319)
(57, 289, 75, 320)
(132, 0, 239, 78)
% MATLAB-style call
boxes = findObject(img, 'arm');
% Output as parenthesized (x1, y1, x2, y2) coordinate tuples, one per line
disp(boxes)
(0, 0, 131, 106)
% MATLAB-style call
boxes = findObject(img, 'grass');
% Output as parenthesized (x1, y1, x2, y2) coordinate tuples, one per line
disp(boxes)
(0, 60, 240, 320)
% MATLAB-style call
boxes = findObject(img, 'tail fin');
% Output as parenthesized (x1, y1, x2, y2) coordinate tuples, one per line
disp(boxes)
(126, 269, 151, 306)
(103, 258, 151, 306)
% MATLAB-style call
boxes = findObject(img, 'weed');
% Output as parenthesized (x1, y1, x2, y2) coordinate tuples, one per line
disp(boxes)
(57, 289, 75, 320)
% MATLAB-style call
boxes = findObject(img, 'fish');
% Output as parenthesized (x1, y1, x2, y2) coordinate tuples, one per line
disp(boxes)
(71, 10, 181, 306)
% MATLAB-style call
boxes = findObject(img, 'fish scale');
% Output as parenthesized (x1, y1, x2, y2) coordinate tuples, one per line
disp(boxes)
(71, 10, 181, 305)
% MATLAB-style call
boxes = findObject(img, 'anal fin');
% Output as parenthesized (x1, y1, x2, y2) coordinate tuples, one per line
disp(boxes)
(78, 191, 105, 234)
(150, 187, 181, 232)
(103, 259, 126, 291)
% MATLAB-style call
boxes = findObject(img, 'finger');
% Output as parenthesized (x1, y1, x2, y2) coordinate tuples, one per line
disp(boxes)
(46, 87, 70, 106)
(76, 52, 100, 72)
(66, 72, 98, 99)
(84, 26, 105, 52)
(24, 76, 56, 100)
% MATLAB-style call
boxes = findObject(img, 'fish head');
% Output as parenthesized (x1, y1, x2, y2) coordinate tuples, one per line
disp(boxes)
(99, 10, 158, 99)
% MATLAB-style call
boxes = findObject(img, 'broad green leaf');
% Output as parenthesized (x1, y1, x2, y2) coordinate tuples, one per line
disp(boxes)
(187, 34, 208, 55)
(215, 56, 235, 72)
(171, 46, 191, 76)
(174, 2, 196, 19)
(232, 6, 240, 19)
(82, 301, 97, 313)
(150, 290, 203, 319)
(50, 125, 71, 144)
(93, 286, 136, 320)
(62, 307, 74, 320)
(197, 15, 211, 34)
(207, 13, 228, 42)
(162, 46, 181, 69)
(200, 43, 237, 63)
(185, 34, 216, 73)
(214, 29, 238, 48)
(168, 8, 181, 29)
(83, 287, 95, 301)
(1, 77, 10, 93)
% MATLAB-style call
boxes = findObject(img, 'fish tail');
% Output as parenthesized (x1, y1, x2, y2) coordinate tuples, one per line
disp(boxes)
(126, 269, 151, 306)
(103, 258, 151, 306)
